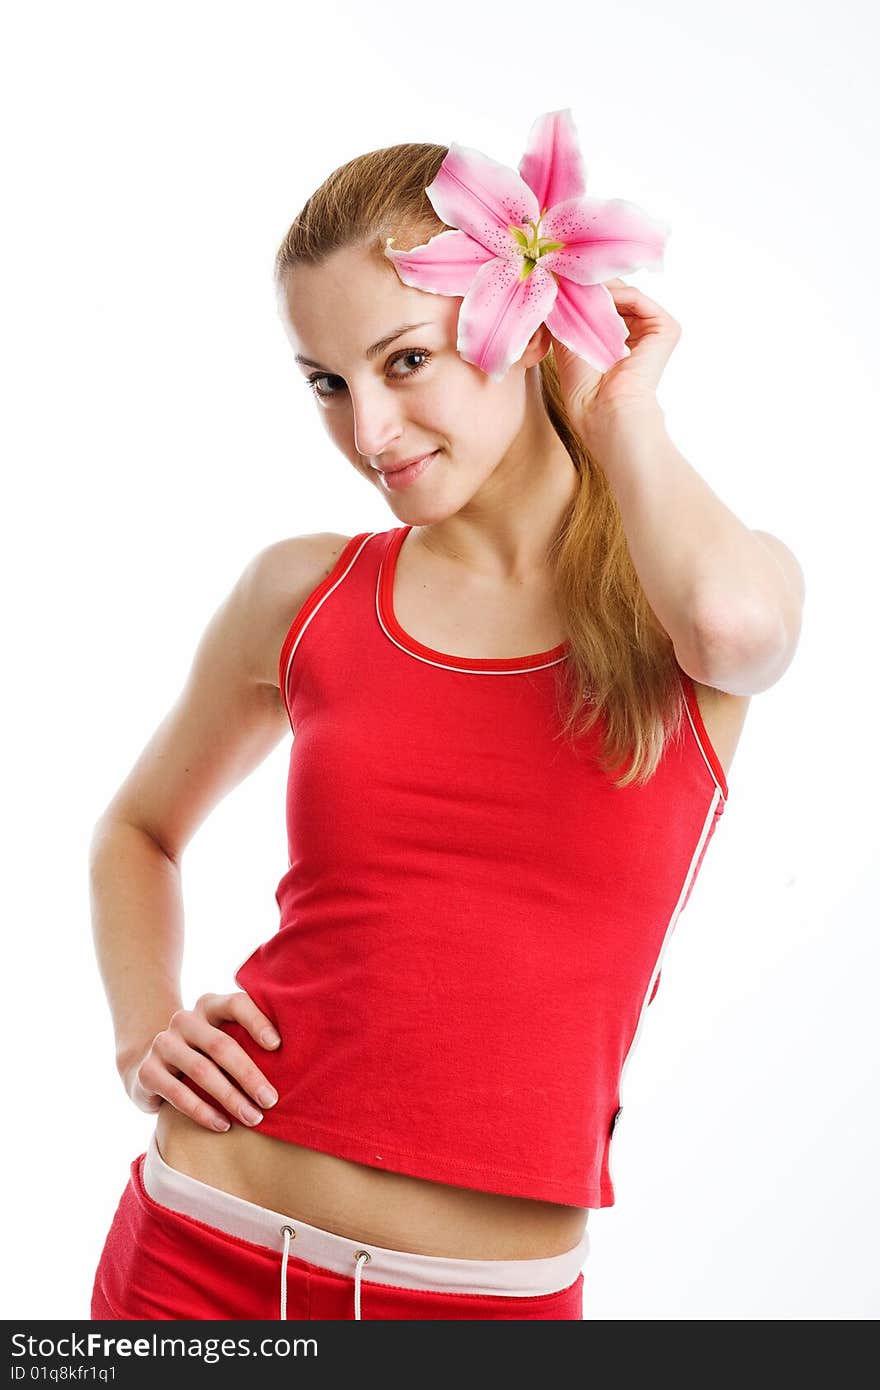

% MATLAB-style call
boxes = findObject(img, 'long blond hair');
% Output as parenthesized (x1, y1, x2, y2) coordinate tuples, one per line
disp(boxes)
(275, 142, 689, 787)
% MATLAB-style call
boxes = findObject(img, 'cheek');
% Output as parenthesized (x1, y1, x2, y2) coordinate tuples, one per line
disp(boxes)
(462, 388, 513, 444)
(423, 378, 486, 440)
(315, 411, 364, 475)
(319, 410, 352, 451)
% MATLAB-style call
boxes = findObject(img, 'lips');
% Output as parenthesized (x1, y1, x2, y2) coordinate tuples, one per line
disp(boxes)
(373, 451, 437, 474)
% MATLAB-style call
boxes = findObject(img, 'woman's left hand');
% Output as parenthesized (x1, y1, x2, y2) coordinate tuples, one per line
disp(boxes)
(550, 278, 681, 437)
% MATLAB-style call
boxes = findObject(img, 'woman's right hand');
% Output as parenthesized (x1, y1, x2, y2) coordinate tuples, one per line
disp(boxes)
(122, 992, 281, 1132)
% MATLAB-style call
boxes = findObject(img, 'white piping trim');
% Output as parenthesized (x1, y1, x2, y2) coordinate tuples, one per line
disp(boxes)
(681, 689, 727, 801)
(281, 532, 377, 714)
(375, 546, 569, 676)
(606, 784, 724, 1192)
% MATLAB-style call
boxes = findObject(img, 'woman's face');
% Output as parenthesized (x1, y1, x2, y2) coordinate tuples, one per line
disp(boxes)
(277, 241, 548, 521)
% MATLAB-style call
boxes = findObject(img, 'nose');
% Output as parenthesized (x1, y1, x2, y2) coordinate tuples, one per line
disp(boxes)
(349, 382, 403, 463)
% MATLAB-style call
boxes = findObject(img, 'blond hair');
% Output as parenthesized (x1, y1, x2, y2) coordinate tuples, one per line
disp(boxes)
(275, 142, 689, 787)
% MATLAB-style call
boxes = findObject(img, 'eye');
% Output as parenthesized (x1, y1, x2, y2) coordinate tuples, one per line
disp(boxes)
(305, 372, 345, 400)
(388, 349, 431, 379)
(305, 349, 432, 400)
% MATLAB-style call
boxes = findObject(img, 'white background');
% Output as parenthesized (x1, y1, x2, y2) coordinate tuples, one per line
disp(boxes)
(3, 0, 878, 1320)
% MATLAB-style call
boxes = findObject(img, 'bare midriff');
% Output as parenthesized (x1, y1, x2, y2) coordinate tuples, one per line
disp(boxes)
(154, 1103, 589, 1259)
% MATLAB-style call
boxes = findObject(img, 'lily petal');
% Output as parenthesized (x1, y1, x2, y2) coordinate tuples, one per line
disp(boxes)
(457, 256, 558, 381)
(518, 108, 587, 214)
(545, 279, 631, 373)
(385, 229, 495, 296)
(540, 196, 670, 285)
(425, 143, 539, 257)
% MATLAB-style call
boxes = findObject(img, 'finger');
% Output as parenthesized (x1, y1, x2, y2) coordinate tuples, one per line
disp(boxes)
(175, 1002, 280, 1107)
(606, 283, 666, 318)
(139, 1060, 232, 1132)
(217, 991, 282, 1050)
(157, 1027, 276, 1123)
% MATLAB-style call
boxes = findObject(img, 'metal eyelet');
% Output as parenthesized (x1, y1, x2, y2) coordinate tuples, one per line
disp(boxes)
(280, 1224, 296, 1239)
(354, 1249, 372, 1263)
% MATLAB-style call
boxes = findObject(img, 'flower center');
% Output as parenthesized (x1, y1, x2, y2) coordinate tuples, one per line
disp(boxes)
(509, 217, 564, 280)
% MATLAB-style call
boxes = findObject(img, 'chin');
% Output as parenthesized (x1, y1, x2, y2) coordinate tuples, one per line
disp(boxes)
(384, 502, 448, 526)
(389, 482, 468, 523)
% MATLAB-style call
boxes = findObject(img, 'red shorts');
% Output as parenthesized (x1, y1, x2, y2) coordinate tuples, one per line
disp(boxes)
(91, 1132, 588, 1321)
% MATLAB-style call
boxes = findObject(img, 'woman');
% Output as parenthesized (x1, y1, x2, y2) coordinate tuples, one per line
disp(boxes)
(89, 114, 804, 1321)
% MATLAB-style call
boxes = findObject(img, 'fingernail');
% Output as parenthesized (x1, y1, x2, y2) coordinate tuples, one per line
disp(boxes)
(261, 1028, 281, 1046)
(257, 1085, 277, 1108)
(211, 1115, 231, 1132)
(240, 1103, 263, 1125)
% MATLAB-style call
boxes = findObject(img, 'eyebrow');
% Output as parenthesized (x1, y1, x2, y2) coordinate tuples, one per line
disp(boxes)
(294, 322, 433, 371)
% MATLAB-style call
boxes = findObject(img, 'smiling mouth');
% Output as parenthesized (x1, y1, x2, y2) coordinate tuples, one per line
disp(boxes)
(373, 451, 438, 474)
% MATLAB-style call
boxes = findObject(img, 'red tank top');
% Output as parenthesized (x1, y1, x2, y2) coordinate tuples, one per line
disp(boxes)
(209, 526, 728, 1208)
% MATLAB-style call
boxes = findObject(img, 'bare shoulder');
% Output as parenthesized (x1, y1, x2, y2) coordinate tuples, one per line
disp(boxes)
(689, 678, 751, 783)
(244, 533, 357, 687)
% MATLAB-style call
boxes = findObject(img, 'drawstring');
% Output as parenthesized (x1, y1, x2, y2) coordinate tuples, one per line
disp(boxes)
(280, 1226, 295, 1320)
(279, 1224, 372, 1320)
(353, 1250, 371, 1320)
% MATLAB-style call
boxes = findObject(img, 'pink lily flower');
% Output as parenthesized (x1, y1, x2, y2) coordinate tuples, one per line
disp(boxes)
(384, 109, 670, 382)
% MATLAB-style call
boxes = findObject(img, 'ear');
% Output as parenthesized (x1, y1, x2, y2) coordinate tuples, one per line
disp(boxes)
(521, 321, 552, 368)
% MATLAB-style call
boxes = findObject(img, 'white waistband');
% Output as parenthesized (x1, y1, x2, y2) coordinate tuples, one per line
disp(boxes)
(141, 1129, 589, 1296)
